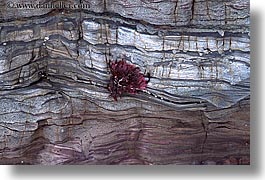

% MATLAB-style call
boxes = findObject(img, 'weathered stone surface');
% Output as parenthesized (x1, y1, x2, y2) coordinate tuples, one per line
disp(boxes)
(0, 0, 250, 165)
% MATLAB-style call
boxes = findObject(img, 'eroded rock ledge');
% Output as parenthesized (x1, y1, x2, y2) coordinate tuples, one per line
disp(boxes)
(0, 0, 250, 165)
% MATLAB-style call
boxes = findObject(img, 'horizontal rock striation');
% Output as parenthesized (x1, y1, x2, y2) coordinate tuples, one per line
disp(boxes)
(0, 0, 250, 165)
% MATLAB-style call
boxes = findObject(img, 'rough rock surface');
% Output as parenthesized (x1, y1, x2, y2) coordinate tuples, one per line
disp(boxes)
(0, 0, 250, 165)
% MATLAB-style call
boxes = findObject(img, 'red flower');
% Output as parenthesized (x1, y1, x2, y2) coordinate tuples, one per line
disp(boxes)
(108, 59, 148, 101)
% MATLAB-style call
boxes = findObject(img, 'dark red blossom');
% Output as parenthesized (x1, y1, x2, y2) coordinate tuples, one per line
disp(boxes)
(108, 59, 148, 101)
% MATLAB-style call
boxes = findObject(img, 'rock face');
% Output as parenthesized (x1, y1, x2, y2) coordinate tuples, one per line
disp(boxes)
(0, 0, 250, 165)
